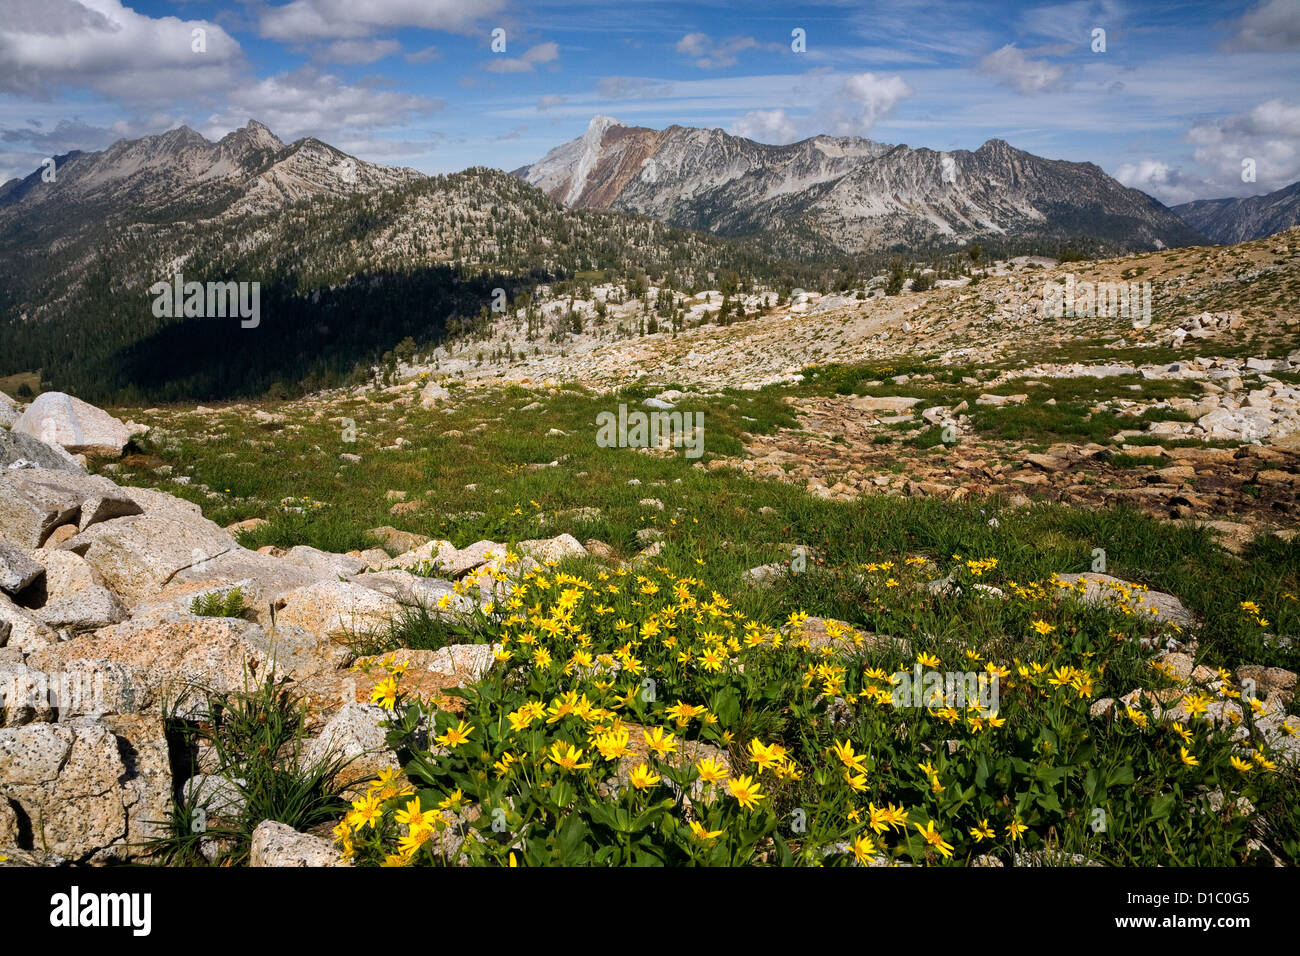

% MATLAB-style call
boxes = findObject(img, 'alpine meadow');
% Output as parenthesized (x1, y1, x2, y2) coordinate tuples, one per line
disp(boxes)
(2, 0, 1300, 925)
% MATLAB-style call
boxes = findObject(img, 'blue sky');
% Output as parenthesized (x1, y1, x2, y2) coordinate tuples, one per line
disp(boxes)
(1, 0, 1298, 203)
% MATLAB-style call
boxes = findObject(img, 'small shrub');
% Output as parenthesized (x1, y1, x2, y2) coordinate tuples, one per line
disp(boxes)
(190, 586, 247, 619)
(1111, 454, 1167, 469)
(146, 670, 357, 866)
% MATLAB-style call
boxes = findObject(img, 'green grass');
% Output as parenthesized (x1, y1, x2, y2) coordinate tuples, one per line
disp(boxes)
(0, 369, 41, 397)
(143, 670, 357, 866)
(1119, 435, 1238, 450)
(1111, 454, 1167, 469)
(104, 376, 1300, 681)
(235, 510, 382, 554)
(1137, 407, 1195, 424)
(906, 426, 949, 450)
(346, 603, 493, 657)
(795, 368, 1208, 447)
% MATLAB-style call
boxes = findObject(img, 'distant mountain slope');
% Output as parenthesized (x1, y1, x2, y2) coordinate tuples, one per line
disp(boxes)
(515, 116, 1204, 256)
(1173, 181, 1300, 245)
(0, 122, 834, 403)
(0, 119, 418, 229)
(0, 121, 422, 319)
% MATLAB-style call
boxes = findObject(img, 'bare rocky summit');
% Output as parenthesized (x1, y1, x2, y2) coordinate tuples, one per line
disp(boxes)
(516, 115, 1204, 255)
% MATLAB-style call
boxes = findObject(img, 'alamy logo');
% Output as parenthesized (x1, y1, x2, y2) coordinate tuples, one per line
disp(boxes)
(1042, 274, 1151, 327)
(38, 394, 83, 448)
(940, 154, 957, 184)
(50, 886, 151, 936)
(148, 272, 260, 328)
(595, 403, 704, 459)
(1, 669, 112, 714)
(891, 664, 999, 716)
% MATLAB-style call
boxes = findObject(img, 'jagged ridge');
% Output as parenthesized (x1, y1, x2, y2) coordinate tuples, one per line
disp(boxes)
(515, 116, 1205, 255)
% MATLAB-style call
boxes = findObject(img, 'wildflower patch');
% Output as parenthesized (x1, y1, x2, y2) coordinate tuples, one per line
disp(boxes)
(325, 554, 1295, 867)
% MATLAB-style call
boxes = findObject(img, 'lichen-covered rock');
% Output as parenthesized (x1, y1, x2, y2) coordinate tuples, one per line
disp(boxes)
(160, 546, 317, 623)
(274, 579, 403, 639)
(366, 526, 431, 554)
(281, 545, 367, 579)
(0, 391, 18, 429)
(1052, 572, 1196, 627)
(0, 541, 43, 596)
(0, 592, 58, 654)
(350, 570, 475, 616)
(0, 427, 86, 474)
(12, 392, 133, 458)
(116, 485, 205, 523)
(183, 772, 247, 819)
(0, 716, 171, 862)
(381, 539, 484, 576)
(0, 660, 57, 725)
(425, 642, 498, 685)
(346, 644, 499, 714)
(23, 614, 330, 719)
(419, 382, 450, 408)
(1237, 664, 1297, 703)
(249, 820, 348, 867)
(517, 534, 588, 564)
(100, 713, 173, 856)
(33, 585, 128, 635)
(21, 548, 98, 601)
(0, 470, 138, 548)
(62, 513, 236, 607)
(1, 658, 138, 722)
(300, 701, 399, 788)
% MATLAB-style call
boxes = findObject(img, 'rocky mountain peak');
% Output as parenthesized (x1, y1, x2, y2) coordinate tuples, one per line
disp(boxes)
(218, 119, 286, 155)
(515, 121, 1203, 255)
(587, 114, 624, 134)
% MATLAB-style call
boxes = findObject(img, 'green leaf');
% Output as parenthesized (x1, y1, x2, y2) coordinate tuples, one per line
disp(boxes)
(711, 686, 741, 728)
(1148, 793, 1176, 820)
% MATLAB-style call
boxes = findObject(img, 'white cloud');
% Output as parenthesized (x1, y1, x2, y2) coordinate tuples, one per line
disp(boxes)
(674, 32, 762, 68)
(1188, 98, 1300, 192)
(202, 68, 442, 143)
(536, 94, 567, 112)
(1, 117, 154, 154)
(484, 41, 559, 74)
(676, 33, 710, 57)
(314, 38, 401, 65)
(1113, 158, 1206, 205)
(258, 0, 505, 41)
(1017, 0, 1125, 45)
(826, 72, 913, 135)
(978, 44, 1068, 94)
(405, 45, 442, 65)
(0, 0, 244, 100)
(1224, 0, 1300, 52)
(597, 76, 674, 99)
(730, 109, 800, 144)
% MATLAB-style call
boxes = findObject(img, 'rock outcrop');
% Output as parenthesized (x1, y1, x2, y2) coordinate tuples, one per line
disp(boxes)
(12, 392, 136, 458)
(0, 443, 599, 863)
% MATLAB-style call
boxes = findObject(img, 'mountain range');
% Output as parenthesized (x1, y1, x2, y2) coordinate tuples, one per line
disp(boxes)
(1173, 180, 1300, 246)
(0, 120, 418, 316)
(0, 119, 416, 223)
(513, 116, 1207, 255)
(3, 116, 1299, 403)
(0, 121, 826, 403)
